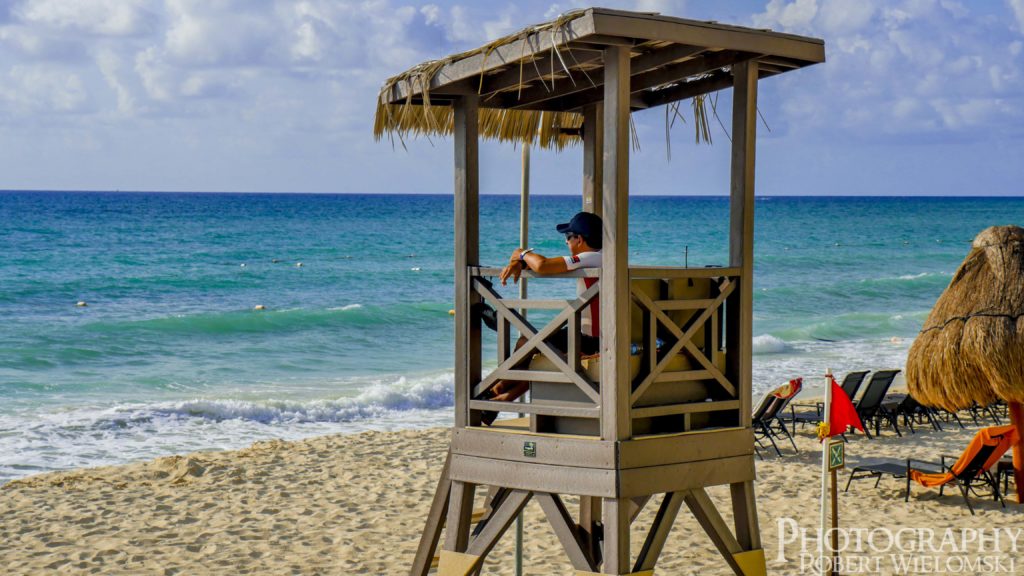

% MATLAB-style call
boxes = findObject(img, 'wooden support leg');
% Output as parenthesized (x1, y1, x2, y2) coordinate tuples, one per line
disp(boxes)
(411, 452, 452, 576)
(729, 480, 762, 550)
(536, 492, 598, 572)
(601, 497, 631, 574)
(580, 496, 603, 565)
(633, 492, 684, 572)
(439, 481, 478, 576)
(465, 490, 533, 558)
(684, 488, 766, 576)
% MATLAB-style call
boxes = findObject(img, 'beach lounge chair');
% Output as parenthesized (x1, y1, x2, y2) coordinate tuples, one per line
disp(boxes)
(784, 370, 868, 431)
(884, 393, 943, 433)
(905, 424, 1018, 515)
(852, 369, 901, 438)
(752, 379, 802, 457)
(965, 402, 1003, 426)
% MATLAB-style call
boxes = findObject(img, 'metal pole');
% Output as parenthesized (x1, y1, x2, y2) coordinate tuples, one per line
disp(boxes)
(820, 368, 832, 576)
(515, 143, 530, 576)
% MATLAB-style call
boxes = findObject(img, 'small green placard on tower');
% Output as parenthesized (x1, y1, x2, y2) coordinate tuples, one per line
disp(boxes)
(828, 440, 845, 471)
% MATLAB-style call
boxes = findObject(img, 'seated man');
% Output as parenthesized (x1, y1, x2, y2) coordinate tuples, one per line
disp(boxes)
(480, 211, 602, 424)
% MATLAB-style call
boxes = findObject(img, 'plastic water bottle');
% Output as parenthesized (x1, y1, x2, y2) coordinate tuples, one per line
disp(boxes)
(630, 339, 665, 356)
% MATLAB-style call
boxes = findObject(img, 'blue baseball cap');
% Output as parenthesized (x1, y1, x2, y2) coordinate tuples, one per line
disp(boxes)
(556, 212, 602, 248)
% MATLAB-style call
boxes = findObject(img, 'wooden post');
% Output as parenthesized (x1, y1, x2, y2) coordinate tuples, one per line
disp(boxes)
(831, 469, 839, 576)
(600, 44, 631, 443)
(602, 497, 631, 574)
(583, 103, 604, 216)
(454, 94, 480, 429)
(727, 60, 757, 426)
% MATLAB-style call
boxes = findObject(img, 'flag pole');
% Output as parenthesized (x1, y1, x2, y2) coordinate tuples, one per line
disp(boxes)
(820, 368, 833, 576)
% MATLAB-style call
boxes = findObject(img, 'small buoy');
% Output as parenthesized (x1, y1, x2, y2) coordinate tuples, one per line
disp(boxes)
(240, 263, 246, 267)
(890, 336, 902, 344)
(76, 301, 88, 307)
(296, 262, 303, 267)
(254, 305, 266, 311)
(411, 267, 421, 271)
(448, 309, 456, 316)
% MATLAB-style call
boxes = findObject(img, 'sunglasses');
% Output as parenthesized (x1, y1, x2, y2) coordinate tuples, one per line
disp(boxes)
(564, 233, 580, 241)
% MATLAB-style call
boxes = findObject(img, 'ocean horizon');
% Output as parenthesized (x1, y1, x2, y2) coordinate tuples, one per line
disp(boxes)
(2, 191, 1022, 482)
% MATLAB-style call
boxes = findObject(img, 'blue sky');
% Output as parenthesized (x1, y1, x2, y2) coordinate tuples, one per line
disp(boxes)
(1, 0, 1022, 196)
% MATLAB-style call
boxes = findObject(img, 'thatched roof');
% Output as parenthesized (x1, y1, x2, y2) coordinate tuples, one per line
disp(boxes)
(374, 7, 824, 149)
(907, 226, 1024, 410)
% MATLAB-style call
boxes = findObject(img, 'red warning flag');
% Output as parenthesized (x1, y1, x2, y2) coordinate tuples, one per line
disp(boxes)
(826, 374, 864, 438)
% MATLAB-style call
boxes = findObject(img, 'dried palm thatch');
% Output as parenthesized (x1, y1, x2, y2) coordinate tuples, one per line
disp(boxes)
(906, 225, 1024, 411)
(373, 9, 710, 151)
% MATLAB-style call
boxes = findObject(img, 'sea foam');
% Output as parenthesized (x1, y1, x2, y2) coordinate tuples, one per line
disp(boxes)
(752, 334, 788, 354)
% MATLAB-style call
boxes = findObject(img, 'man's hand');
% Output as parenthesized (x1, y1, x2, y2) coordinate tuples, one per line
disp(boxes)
(508, 248, 524, 264)
(500, 260, 523, 286)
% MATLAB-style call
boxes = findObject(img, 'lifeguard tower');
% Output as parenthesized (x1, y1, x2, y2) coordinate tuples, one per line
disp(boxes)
(375, 8, 824, 575)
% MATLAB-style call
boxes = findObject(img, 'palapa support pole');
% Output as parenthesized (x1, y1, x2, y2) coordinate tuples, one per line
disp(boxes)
(1009, 401, 1024, 503)
(516, 143, 530, 576)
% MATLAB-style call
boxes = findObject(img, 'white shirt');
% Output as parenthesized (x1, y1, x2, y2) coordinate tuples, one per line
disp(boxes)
(562, 250, 601, 338)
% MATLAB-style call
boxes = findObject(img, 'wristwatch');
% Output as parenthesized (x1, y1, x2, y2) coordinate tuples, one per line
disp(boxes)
(518, 248, 534, 262)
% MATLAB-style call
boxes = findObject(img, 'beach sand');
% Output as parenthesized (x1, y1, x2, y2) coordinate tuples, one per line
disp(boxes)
(2, 421, 1022, 575)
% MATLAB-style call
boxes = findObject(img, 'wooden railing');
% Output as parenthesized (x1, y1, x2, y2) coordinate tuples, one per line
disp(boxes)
(466, 265, 743, 436)
(468, 267, 601, 422)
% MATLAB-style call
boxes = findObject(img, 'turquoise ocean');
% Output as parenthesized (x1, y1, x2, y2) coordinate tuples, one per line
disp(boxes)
(2, 192, 1022, 482)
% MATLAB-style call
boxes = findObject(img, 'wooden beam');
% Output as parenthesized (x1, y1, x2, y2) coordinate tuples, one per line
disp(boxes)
(580, 496, 603, 565)
(728, 61, 757, 428)
(628, 266, 740, 279)
(385, 13, 598, 102)
(730, 480, 762, 550)
(582, 103, 603, 216)
(600, 44, 631, 442)
(444, 480, 477, 552)
(451, 428, 616, 469)
(618, 455, 755, 498)
(502, 45, 720, 111)
(618, 428, 753, 469)
(469, 399, 600, 419)
(465, 490, 532, 557)
(631, 400, 740, 419)
(450, 454, 617, 498)
(567, 33, 638, 47)
(453, 95, 480, 429)
(639, 66, 780, 110)
(536, 492, 597, 571)
(590, 9, 825, 63)
(682, 487, 743, 566)
(602, 497, 631, 574)
(475, 50, 603, 101)
(634, 492, 684, 572)
(411, 452, 452, 576)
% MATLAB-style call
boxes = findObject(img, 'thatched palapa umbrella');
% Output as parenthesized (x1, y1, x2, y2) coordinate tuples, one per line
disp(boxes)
(907, 225, 1024, 502)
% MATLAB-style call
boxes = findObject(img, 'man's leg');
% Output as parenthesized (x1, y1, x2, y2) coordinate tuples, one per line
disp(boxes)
(487, 335, 530, 401)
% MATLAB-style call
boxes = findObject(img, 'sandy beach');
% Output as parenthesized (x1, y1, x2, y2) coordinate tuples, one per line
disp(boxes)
(2, 417, 1021, 575)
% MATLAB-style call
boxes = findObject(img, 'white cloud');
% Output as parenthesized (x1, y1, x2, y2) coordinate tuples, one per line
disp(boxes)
(95, 49, 136, 114)
(15, 0, 155, 36)
(752, 0, 818, 33)
(2, 65, 87, 112)
(1010, 0, 1024, 32)
(634, 0, 687, 15)
(817, 0, 874, 35)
